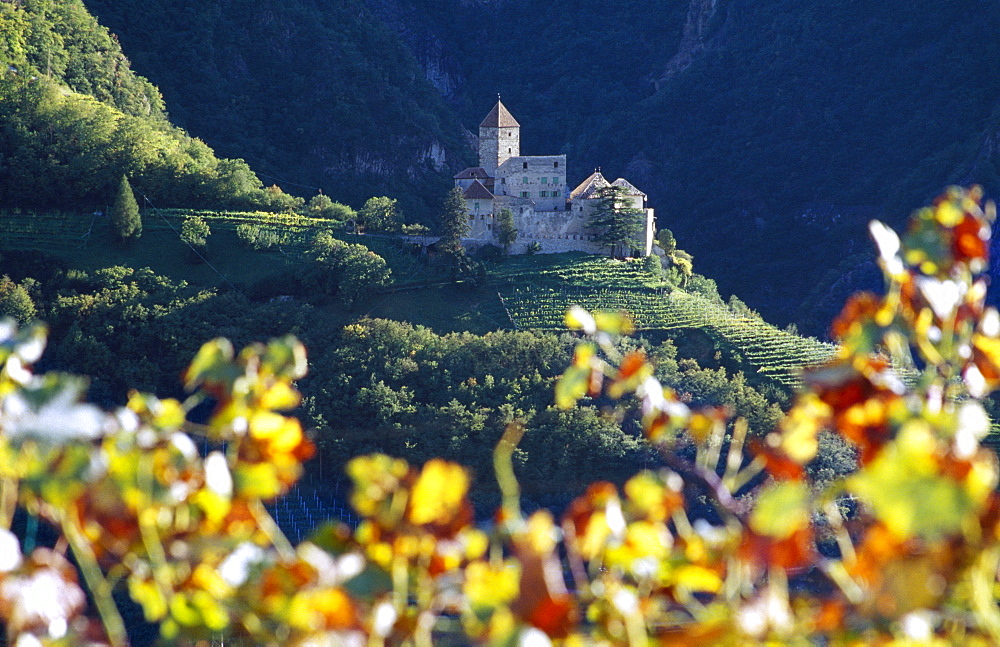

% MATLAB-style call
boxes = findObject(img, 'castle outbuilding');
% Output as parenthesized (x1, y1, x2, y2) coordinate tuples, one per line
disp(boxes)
(454, 100, 655, 256)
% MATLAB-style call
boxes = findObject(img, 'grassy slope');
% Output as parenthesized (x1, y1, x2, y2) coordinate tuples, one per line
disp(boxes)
(0, 210, 838, 392)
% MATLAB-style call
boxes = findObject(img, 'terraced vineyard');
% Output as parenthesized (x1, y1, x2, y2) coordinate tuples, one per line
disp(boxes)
(492, 254, 668, 290)
(500, 285, 838, 388)
(0, 209, 104, 252)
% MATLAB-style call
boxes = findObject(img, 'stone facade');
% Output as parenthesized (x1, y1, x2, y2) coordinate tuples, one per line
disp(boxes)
(456, 100, 655, 256)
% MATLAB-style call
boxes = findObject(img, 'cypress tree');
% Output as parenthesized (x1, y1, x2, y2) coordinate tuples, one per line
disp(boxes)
(111, 175, 142, 240)
(438, 187, 470, 257)
(586, 185, 643, 258)
(497, 207, 518, 254)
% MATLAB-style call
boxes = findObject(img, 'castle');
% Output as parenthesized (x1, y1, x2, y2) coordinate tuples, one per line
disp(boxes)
(454, 100, 655, 256)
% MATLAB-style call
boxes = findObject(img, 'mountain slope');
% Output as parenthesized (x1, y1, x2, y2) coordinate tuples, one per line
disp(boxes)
(71, 0, 1000, 329)
(0, 0, 299, 210)
(85, 0, 473, 217)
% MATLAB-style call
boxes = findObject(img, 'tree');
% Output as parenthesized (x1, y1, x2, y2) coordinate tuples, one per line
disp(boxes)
(0, 276, 35, 323)
(656, 228, 676, 254)
(180, 216, 210, 261)
(359, 196, 400, 233)
(110, 175, 141, 240)
(438, 187, 470, 259)
(306, 194, 335, 218)
(656, 228, 693, 287)
(309, 231, 392, 307)
(305, 194, 356, 221)
(586, 185, 644, 258)
(496, 207, 517, 254)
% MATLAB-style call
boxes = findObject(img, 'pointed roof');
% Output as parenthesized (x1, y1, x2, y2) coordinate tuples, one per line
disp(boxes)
(463, 180, 495, 200)
(611, 178, 646, 197)
(454, 166, 491, 180)
(570, 171, 611, 200)
(480, 100, 520, 129)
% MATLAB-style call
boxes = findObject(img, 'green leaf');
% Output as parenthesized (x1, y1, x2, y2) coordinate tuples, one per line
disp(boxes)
(555, 364, 590, 410)
(847, 423, 978, 540)
(183, 338, 235, 391)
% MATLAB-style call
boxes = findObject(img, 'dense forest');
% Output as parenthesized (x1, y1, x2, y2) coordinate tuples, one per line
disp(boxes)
(80, 0, 1000, 330)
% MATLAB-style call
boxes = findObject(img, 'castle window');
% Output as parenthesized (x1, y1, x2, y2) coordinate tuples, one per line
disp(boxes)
(474, 201, 480, 211)
(541, 177, 548, 184)
(521, 191, 530, 198)
(501, 178, 505, 184)
(508, 148, 512, 153)
(469, 216, 474, 222)
(523, 177, 528, 184)
(522, 162, 528, 169)
(554, 161, 559, 168)
(553, 177, 559, 184)
(539, 191, 546, 198)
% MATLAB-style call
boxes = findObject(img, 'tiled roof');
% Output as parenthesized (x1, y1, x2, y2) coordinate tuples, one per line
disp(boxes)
(480, 100, 521, 128)
(611, 178, 646, 197)
(463, 180, 495, 200)
(569, 171, 611, 200)
(454, 166, 491, 180)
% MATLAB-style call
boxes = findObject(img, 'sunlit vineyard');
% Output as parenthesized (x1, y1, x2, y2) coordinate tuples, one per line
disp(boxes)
(491, 253, 668, 289)
(500, 285, 838, 387)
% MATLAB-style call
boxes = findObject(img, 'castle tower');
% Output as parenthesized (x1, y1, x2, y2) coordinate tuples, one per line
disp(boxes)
(478, 99, 520, 176)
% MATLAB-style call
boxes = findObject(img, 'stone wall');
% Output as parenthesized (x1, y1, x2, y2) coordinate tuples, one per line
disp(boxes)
(495, 155, 567, 212)
(466, 197, 496, 240)
(508, 208, 606, 254)
(478, 126, 519, 175)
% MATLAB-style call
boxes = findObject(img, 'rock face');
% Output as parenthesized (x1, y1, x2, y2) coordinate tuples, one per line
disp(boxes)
(361, 0, 465, 100)
(657, 0, 725, 86)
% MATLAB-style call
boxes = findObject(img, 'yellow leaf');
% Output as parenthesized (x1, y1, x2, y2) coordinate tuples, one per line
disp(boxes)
(258, 381, 301, 410)
(673, 564, 723, 594)
(593, 310, 635, 335)
(555, 364, 591, 410)
(465, 560, 521, 611)
(749, 481, 810, 540)
(565, 307, 596, 333)
(408, 459, 469, 526)
(778, 395, 830, 464)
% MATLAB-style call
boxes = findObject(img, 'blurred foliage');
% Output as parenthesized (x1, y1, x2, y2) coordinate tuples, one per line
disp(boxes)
(1, 188, 1000, 644)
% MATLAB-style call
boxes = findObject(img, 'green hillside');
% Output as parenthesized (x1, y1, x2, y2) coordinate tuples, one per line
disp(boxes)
(0, 0, 299, 210)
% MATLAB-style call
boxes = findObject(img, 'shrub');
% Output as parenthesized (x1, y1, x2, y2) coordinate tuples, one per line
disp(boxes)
(179, 216, 210, 262)
(235, 223, 283, 250)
